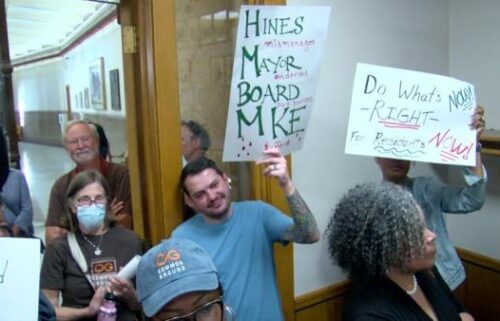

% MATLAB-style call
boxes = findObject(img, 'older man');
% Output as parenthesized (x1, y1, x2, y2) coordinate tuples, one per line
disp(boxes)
(173, 148, 320, 321)
(44, 120, 132, 243)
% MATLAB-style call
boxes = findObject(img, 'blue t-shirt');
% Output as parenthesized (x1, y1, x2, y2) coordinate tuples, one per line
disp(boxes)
(173, 201, 293, 321)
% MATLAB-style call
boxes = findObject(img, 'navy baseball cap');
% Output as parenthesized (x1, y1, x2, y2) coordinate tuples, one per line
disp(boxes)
(136, 238, 219, 317)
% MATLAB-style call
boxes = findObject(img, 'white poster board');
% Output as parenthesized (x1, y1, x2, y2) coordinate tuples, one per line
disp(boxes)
(0, 238, 41, 321)
(345, 63, 477, 166)
(223, 5, 331, 161)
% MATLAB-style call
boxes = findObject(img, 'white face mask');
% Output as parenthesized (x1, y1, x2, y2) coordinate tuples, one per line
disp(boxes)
(76, 204, 106, 232)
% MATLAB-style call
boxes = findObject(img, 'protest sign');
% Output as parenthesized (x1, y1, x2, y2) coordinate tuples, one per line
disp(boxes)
(0, 238, 40, 321)
(345, 63, 477, 166)
(223, 5, 331, 161)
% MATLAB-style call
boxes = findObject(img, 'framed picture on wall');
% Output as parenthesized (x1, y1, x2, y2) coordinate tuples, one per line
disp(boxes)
(84, 88, 90, 109)
(109, 69, 121, 111)
(89, 57, 106, 110)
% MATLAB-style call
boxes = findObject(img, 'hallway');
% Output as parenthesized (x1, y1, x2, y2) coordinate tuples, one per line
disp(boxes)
(19, 142, 73, 241)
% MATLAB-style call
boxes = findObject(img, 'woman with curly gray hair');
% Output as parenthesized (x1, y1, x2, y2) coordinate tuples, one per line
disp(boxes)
(327, 182, 474, 321)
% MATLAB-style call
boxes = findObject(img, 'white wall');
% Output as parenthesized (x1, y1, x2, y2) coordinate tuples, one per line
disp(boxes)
(449, 0, 500, 129)
(13, 59, 66, 114)
(64, 20, 126, 117)
(287, 0, 472, 295)
(13, 20, 125, 118)
(446, 0, 500, 259)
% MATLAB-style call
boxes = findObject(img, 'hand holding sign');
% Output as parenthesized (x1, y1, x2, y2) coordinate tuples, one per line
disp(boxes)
(345, 63, 478, 166)
(223, 5, 331, 161)
(470, 106, 485, 141)
(256, 148, 295, 197)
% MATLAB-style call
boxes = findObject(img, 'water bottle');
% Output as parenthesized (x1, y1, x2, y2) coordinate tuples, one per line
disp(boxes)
(97, 292, 117, 321)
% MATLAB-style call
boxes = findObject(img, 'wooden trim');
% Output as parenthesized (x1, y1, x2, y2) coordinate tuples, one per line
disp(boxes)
(151, 0, 184, 238)
(293, 249, 500, 321)
(118, 0, 146, 239)
(118, 0, 183, 244)
(479, 129, 500, 156)
(295, 280, 351, 311)
(457, 247, 500, 273)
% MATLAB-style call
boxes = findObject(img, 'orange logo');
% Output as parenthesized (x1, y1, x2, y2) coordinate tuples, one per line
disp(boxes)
(91, 261, 116, 274)
(155, 249, 181, 267)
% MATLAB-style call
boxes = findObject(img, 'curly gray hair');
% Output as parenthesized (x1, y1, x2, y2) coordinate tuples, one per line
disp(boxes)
(326, 182, 425, 279)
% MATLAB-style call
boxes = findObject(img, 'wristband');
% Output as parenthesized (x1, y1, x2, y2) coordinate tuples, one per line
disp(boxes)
(476, 142, 482, 152)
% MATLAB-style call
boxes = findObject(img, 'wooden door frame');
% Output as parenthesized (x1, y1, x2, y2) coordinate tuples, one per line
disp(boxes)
(119, 0, 294, 319)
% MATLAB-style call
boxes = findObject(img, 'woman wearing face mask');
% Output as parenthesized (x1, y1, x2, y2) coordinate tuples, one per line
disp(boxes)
(41, 170, 142, 321)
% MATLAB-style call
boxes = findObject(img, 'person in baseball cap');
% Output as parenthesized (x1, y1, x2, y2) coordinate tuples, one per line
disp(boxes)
(136, 238, 234, 320)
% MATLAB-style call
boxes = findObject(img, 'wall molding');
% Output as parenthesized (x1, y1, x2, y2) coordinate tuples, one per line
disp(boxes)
(457, 247, 500, 273)
(295, 279, 351, 312)
(294, 248, 500, 321)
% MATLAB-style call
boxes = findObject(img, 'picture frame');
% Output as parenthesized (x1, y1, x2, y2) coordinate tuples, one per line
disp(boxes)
(89, 57, 106, 110)
(109, 69, 121, 111)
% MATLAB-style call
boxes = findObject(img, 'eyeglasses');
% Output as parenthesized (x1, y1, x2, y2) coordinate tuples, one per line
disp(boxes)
(76, 195, 107, 208)
(162, 297, 224, 321)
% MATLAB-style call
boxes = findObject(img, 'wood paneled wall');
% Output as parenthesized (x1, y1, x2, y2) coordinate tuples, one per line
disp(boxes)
(295, 248, 500, 321)
(21, 111, 127, 154)
(295, 280, 350, 321)
(21, 111, 63, 145)
(457, 248, 500, 321)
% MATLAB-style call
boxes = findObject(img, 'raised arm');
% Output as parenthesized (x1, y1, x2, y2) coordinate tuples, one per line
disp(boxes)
(256, 148, 320, 243)
(470, 105, 485, 178)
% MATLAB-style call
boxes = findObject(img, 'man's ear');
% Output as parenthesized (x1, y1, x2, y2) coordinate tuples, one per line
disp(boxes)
(184, 192, 195, 208)
(222, 173, 232, 190)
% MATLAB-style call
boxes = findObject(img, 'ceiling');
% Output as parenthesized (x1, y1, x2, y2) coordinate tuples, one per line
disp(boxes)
(5, 0, 116, 62)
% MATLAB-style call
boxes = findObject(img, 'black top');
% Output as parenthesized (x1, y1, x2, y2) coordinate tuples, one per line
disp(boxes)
(344, 269, 464, 321)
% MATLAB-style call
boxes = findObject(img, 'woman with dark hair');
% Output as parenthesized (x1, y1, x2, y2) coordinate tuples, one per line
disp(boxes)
(41, 170, 141, 320)
(0, 127, 33, 237)
(327, 182, 474, 321)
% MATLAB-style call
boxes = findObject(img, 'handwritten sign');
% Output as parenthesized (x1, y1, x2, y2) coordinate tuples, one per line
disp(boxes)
(0, 238, 40, 321)
(223, 5, 331, 161)
(345, 63, 477, 166)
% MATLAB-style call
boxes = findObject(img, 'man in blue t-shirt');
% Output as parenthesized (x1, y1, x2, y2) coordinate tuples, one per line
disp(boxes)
(172, 148, 320, 321)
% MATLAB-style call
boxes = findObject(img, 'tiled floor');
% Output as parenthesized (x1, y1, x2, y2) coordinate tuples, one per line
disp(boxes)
(19, 142, 74, 241)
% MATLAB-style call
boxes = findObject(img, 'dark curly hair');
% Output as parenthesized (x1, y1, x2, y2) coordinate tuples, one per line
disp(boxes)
(326, 182, 425, 279)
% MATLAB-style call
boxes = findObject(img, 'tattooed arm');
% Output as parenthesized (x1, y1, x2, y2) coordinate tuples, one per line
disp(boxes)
(256, 148, 320, 244)
(282, 190, 320, 243)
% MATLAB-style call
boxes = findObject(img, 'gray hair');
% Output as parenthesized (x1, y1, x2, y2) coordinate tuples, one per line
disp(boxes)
(326, 182, 425, 279)
(62, 120, 99, 145)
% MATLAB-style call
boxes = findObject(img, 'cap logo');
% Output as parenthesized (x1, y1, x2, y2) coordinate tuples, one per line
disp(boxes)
(155, 249, 181, 267)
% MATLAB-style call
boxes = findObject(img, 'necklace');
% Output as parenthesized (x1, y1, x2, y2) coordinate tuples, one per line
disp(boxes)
(406, 275, 418, 295)
(81, 234, 104, 256)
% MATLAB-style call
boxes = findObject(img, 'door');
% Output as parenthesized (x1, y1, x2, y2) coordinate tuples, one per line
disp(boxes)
(119, 0, 294, 319)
